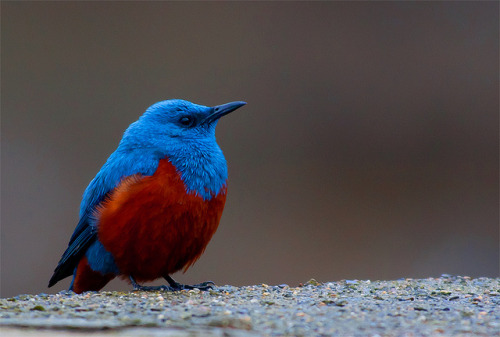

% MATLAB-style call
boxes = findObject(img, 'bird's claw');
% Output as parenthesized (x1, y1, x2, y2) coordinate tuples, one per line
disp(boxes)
(130, 275, 215, 292)
(189, 281, 216, 290)
(198, 280, 216, 287)
(170, 280, 216, 291)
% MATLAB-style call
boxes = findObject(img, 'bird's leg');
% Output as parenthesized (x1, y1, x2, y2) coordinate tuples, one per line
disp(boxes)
(129, 275, 214, 292)
(129, 275, 173, 291)
(164, 275, 215, 291)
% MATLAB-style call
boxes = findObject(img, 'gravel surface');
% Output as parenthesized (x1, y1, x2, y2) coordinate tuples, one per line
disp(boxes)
(1, 276, 498, 336)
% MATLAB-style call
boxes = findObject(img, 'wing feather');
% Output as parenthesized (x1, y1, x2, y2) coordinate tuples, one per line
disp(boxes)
(48, 150, 161, 287)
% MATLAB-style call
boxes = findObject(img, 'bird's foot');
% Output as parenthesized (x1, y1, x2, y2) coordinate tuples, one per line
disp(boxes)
(169, 280, 216, 291)
(165, 275, 215, 291)
(130, 275, 215, 292)
(129, 275, 175, 292)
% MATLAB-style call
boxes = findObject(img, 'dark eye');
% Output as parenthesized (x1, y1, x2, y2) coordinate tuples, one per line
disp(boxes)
(179, 116, 195, 127)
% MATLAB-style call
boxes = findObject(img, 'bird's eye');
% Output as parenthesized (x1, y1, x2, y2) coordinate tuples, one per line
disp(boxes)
(179, 116, 195, 127)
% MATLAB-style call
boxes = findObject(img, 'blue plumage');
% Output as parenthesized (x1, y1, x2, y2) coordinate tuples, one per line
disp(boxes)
(48, 99, 246, 289)
(85, 240, 120, 274)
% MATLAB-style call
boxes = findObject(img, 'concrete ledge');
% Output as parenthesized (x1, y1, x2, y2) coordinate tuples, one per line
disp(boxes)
(1, 276, 498, 336)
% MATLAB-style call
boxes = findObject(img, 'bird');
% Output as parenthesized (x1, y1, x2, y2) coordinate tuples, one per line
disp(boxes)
(48, 99, 246, 294)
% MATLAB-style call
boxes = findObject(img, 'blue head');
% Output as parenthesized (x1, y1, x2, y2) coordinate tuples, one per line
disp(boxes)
(117, 99, 246, 199)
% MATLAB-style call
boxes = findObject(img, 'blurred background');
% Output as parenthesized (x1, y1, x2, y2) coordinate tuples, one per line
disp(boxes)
(1, 2, 498, 297)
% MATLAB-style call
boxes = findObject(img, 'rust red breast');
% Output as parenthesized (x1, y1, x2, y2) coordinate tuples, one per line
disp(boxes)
(96, 158, 227, 282)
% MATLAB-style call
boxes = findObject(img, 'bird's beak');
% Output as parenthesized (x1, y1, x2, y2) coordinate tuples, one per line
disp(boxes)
(202, 101, 247, 124)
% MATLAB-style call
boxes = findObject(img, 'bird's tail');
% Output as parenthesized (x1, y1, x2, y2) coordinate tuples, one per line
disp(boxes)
(70, 257, 115, 294)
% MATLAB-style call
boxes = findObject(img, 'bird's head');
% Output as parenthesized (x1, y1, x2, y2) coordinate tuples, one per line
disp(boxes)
(120, 99, 246, 153)
(111, 99, 246, 198)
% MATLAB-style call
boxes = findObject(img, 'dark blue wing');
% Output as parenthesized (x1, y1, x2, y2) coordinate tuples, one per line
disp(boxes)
(48, 217, 96, 287)
(48, 150, 160, 287)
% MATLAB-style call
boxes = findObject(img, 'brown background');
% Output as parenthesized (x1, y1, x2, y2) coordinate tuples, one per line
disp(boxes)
(1, 2, 498, 297)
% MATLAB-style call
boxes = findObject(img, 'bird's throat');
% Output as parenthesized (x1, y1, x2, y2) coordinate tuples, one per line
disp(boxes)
(165, 146, 228, 200)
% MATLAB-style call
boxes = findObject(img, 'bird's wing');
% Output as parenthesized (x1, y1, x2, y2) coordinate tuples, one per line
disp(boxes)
(48, 150, 160, 287)
(48, 216, 96, 287)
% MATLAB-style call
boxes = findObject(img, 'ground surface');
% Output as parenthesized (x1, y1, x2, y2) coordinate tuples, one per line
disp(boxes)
(0, 276, 498, 336)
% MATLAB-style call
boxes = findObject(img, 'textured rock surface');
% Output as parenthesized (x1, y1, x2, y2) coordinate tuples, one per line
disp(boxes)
(1, 276, 498, 336)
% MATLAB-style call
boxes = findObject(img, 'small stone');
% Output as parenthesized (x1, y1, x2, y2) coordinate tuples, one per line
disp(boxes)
(31, 305, 45, 311)
(305, 279, 321, 286)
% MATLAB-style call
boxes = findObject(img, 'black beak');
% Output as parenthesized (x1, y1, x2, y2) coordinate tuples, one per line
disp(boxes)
(203, 101, 247, 124)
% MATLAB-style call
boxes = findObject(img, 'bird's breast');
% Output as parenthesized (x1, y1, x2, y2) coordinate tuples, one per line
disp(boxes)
(96, 158, 227, 281)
